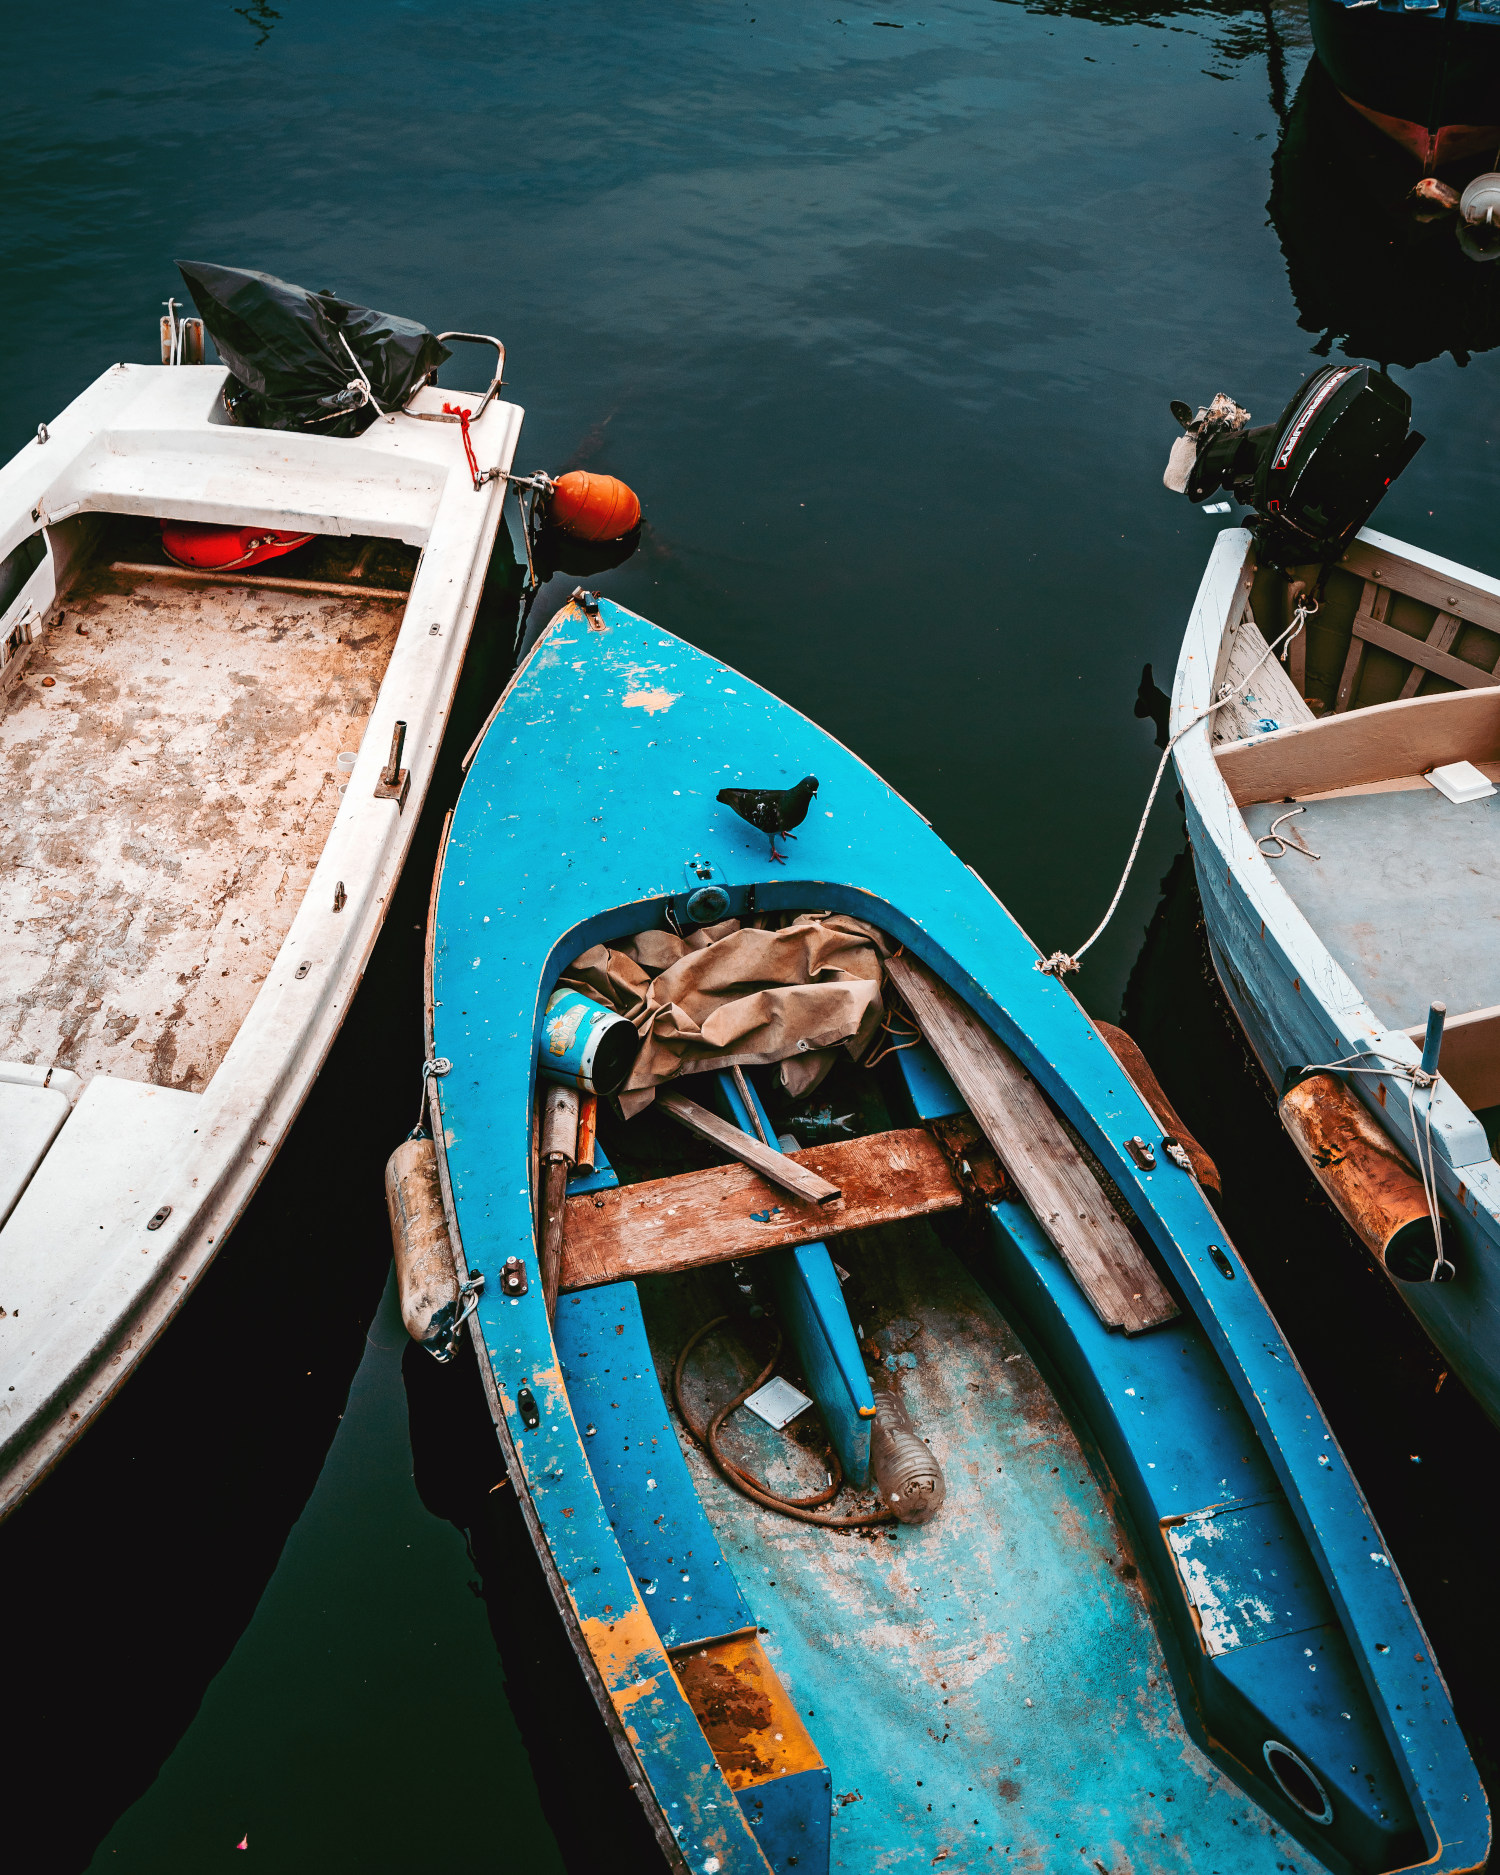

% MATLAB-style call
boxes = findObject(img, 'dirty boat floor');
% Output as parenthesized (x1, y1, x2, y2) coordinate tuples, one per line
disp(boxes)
(1243, 788, 1500, 1033)
(0, 535, 406, 1089)
(640, 1221, 1305, 1874)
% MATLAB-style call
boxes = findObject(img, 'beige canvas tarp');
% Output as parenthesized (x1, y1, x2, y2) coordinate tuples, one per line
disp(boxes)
(562, 913, 891, 1116)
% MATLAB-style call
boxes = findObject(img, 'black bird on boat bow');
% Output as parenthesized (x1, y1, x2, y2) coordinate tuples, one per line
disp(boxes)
(716, 774, 818, 862)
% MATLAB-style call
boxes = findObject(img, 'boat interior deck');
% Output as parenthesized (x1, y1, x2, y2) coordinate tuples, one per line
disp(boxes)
(1213, 544, 1500, 1131)
(0, 516, 414, 1092)
(636, 1226, 1291, 1873)
(552, 1056, 1307, 1874)
(1243, 788, 1500, 1032)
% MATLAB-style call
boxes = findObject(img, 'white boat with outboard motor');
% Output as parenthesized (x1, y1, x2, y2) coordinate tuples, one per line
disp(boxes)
(1164, 365, 1500, 1424)
(0, 278, 522, 1519)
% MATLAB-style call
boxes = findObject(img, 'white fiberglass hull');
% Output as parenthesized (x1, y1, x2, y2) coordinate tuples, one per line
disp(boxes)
(1172, 527, 1500, 1424)
(0, 361, 521, 1517)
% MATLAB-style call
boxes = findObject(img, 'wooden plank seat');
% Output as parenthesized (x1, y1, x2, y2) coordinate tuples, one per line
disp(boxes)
(558, 1119, 1002, 1294)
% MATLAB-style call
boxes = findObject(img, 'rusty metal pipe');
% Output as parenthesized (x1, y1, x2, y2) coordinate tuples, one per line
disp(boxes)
(1278, 1072, 1451, 1282)
(538, 1083, 580, 1317)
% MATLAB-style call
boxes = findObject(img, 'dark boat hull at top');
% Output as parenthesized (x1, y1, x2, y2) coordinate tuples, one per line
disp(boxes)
(1270, 57, 1500, 371)
(1311, 0, 1500, 169)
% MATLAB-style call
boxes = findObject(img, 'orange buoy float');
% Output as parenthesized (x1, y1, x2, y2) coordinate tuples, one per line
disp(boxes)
(161, 521, 316, 572)
(548, 471, 641, 542)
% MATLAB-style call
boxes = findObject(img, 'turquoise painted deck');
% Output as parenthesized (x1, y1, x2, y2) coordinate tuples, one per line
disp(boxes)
(643, 1232, 1303, 1874)
(431, 594, 1488, 1874)
(554, 1283, 752, 1652)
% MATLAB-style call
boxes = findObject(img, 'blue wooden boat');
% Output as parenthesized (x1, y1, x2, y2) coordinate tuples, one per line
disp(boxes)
(422, 590, 1486, 1874)
(1311, 0, 1500, 171)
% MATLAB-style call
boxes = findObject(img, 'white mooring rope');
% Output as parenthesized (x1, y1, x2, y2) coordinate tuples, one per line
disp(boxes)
(1036, 596, 1317, 980)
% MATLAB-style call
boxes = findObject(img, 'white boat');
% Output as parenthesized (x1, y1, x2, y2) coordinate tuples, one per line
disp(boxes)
(0, 332, 521, 1518)
(1172, 523, 1500, 1422)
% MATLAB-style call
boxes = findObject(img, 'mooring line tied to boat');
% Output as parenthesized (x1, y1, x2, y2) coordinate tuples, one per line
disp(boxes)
(1036, 595, 1317, 980)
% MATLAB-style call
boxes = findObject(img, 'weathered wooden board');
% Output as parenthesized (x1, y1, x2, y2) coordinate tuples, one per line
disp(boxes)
(0, 562, 404, 1088)
(1207, 607, 1316, 748)
(1397, 612, 1462, 701)
(1342, 535, 1500, 638)
(1215, 685, 1500, 806)
(657, 1090, 842, 1205)
(559, 1124, 973, 1291)
(884, 952, 1178, 1334)
(1349, 607, 1499, 694)
(108, 559, 411, 601)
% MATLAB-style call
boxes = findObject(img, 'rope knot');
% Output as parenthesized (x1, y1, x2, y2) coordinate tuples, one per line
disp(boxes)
(1036, 951, 1081, 978)
(443, 402, 482, 489)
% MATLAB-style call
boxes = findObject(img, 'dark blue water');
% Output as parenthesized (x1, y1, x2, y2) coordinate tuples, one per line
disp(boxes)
(6, 3, 1500, 1868)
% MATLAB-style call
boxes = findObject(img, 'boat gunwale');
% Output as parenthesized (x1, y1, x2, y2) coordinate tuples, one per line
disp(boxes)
(420, 811, 700, 1875)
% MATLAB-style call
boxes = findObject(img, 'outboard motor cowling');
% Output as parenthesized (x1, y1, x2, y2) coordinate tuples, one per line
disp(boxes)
(1165, 365, 1424, 568)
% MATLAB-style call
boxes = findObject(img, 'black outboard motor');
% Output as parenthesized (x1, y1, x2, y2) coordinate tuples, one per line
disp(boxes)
(1164, 365, 1424, 568)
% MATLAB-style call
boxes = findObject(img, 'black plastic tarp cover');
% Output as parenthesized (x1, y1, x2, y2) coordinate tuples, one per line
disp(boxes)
(177, 261, 450, 437)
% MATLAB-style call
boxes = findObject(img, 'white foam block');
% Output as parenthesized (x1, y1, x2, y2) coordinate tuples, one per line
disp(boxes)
(1426, 760, 1497, 805)
(744, 1375, 814, 1431)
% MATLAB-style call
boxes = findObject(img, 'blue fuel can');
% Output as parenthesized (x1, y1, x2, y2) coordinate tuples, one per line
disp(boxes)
(538, 987, 638, 1097)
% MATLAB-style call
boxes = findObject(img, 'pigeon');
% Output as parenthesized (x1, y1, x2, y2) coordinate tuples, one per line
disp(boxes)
(716, 775, 819, 863)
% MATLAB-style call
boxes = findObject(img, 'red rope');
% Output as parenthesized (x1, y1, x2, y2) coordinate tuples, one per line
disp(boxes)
(443, 402, 480, 488)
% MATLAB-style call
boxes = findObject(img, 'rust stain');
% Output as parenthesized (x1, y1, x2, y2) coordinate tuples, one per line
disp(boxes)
(1280, 1073, 1435, 1267)
(675, 1653, 774, 1777)
(669, 1632, 824, 1790)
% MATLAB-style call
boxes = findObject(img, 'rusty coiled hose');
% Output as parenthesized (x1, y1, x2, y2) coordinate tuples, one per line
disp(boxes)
(672, 1315, 894, 1530)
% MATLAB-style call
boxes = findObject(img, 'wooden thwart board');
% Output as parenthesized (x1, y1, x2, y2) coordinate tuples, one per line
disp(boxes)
(884, 952, 1178, 1335)
(558, 1123, 991, 1292)
(1335, 577, 1499, 714)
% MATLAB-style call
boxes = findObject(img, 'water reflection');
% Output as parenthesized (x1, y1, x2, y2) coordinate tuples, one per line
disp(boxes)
(231, 1, 282, 48)
(1005, 0, 1310, 118)
(1270, 57, 1500, 368)
(4, 1026, 389, 1875)
(402, 1341, 667, 1871)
